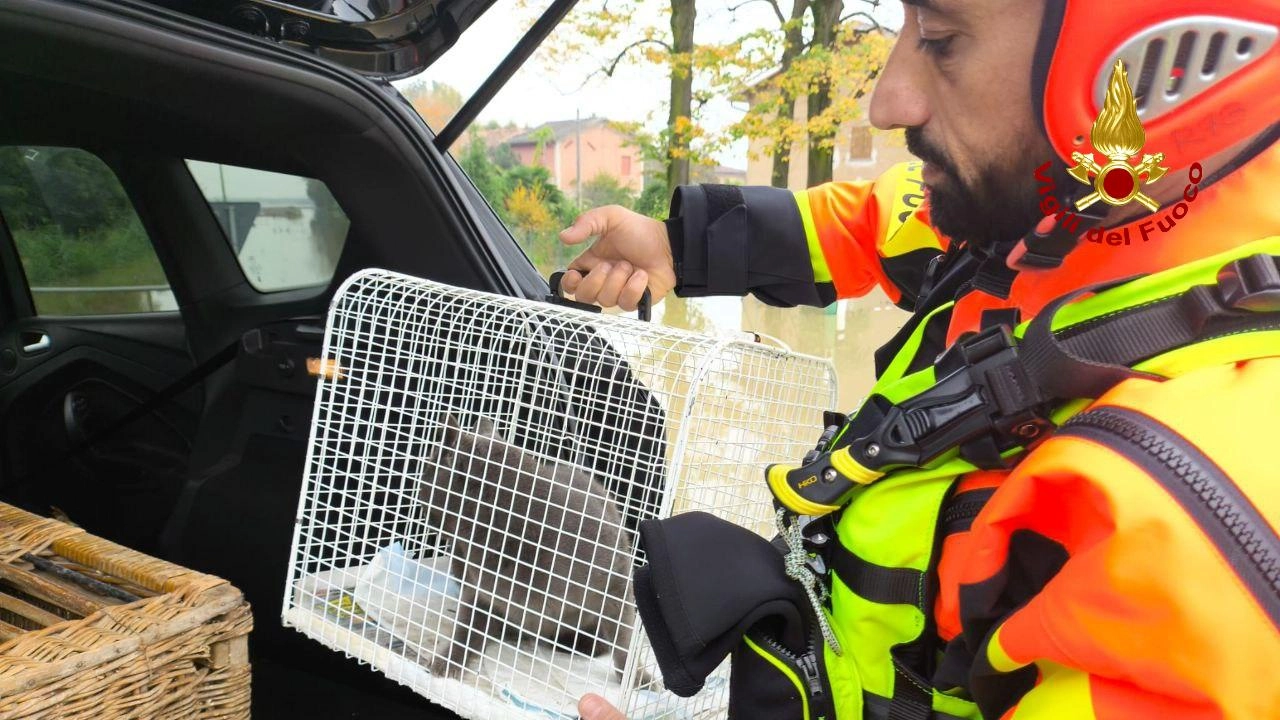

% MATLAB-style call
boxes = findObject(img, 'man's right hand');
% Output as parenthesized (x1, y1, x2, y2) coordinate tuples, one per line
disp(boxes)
(559, 205, 677, 311)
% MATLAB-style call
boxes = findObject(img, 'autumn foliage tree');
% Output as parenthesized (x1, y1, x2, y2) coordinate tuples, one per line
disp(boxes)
(728, 1, 892, 186)
(539, 1, 746, 191)
(539, 0, 891, 194)
(402, 80, 465, 137)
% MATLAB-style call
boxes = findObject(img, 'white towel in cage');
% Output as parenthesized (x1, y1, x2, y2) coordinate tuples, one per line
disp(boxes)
(284, 269, 836, 720)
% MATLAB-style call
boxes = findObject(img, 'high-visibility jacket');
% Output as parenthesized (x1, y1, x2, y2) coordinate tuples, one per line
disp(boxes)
(665, 137, 1280, 718)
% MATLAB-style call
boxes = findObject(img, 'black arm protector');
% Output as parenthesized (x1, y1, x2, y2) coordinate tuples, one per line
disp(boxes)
(632, 511, 813, 697)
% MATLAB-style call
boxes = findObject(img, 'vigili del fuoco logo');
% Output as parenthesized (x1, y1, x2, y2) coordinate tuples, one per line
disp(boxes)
(1035, 60, 1203, 246)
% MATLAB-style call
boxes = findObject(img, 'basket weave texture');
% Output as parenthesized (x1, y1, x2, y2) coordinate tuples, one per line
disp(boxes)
(0, 502, 251, 719)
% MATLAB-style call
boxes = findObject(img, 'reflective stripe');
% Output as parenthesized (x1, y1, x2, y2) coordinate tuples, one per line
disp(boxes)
(1010, 661, 1097, 720)
(794, 190, 832, 284)
(743, 635, 810, 720)
(986, 626, 1026, 674)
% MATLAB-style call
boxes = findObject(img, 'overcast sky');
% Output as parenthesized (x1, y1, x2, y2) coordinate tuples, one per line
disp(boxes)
(397, 0, 905, 170)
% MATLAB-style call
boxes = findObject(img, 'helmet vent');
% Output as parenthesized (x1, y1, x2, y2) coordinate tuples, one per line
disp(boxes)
(1202, 32, 1227, 76)
(1134, 38, 1165, 111)
(1097, 17, 1278, 122)
(1165, 32, 1198, 98)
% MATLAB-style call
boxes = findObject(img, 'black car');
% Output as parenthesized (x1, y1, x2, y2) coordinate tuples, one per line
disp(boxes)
(0, 0, 580, 716)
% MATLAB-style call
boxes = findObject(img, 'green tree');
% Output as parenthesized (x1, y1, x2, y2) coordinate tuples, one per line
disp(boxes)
(537, 1, 742, 194)
(490, 143, 520, 170)
(668, 0, 697, 190)
(505, 165, 572, 216)
(579, 173, 637, 210)
(34, 148, 131, 234)
(0, 148, 50, 230)
(459, 132, 510, 218)
(725, 2, 890, 187)
(634, 178, 671, 219)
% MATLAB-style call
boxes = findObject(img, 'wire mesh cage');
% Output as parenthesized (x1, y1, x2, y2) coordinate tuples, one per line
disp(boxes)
(283, 269, 837, 719)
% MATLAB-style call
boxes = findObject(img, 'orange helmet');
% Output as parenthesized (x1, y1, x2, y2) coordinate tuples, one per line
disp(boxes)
(1009, 0, 1278, 270)
(1036, 0, 1278, 172)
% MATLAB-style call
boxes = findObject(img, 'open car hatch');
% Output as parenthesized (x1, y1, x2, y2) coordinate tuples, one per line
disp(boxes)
(139, 0, 499, 79)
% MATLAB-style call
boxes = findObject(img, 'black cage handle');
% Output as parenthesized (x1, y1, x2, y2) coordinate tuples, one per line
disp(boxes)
(547, 271, 653, 322)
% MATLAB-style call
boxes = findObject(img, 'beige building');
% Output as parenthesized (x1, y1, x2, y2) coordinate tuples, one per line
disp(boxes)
(740, 84, 916, 189)
(506, 118, 644, 194)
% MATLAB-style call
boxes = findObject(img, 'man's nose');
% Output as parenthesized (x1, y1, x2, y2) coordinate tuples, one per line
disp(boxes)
(869, 40, 929, 130)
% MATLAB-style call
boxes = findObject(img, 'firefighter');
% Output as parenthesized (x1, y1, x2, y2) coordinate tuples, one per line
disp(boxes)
(564, 0, 1280, 718)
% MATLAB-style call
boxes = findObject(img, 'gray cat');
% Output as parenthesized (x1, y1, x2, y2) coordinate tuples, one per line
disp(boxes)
(422, 416, 643, 684)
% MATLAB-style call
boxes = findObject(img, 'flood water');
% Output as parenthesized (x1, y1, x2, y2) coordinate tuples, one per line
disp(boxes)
(651, 290, 912, 414)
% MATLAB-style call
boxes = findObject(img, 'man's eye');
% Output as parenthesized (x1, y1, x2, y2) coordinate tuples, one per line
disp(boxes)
(917, 36, 956, 58)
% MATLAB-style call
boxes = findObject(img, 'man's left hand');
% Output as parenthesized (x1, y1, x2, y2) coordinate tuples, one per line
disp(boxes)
(578, 693, 627, 720)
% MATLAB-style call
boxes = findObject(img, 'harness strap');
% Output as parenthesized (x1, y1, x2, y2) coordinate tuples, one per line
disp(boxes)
(827, 487, 994, 610)
(888, 656, 934, 720)
(1019, 280, 1162, 400)
(828, 545, 923, 608)
(1023, 254, 1280, 400)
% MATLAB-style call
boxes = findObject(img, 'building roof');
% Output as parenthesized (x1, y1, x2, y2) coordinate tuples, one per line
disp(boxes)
(506, 117, 615, 145)
(473, 126, 525, 148)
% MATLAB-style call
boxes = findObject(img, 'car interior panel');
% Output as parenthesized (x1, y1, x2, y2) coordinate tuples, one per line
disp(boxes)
(0, 0, 555, 716)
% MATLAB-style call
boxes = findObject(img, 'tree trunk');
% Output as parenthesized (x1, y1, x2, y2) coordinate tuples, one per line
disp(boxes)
(770, 0, 810, 188)
(667, 0, 696, 191)
(807, 0, 842, 187)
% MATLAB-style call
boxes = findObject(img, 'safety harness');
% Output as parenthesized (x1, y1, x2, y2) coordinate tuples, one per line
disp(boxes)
(769, 250, 1280, 517)
(757, 240, 1280, 719)
(631, 240, 1280, 720)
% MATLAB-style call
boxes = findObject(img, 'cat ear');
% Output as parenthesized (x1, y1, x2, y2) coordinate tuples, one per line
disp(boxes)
(441, 414, 463, 447)
(475, 417, 497, 437)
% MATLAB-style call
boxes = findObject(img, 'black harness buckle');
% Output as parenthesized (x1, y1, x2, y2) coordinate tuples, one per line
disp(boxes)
(1217, 254, 1280, 313)
(835, 324, 1054, 472)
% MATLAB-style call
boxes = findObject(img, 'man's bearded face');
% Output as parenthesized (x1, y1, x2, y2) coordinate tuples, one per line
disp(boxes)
(906, 127, 1072, 252)
(869, 0, 1064, 254)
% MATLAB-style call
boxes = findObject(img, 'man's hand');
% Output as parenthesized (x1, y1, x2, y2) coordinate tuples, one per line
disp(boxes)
(559, 205, 676, 311)
(578, 693, 627, 720)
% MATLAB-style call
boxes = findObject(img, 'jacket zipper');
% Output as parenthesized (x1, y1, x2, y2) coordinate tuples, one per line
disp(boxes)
(756, 630, 836, 720)
(1060, 406, 1280, 626)
(938, 488, 995, 536)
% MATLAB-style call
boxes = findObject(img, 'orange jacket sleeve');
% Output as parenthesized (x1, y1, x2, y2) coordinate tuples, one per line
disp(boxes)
(667, 161, 947, 309)
(941, 356, 1280, 720)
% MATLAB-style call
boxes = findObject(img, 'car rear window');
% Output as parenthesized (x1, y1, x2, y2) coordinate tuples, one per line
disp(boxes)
(0, 146, 176, 315)
(186, 161, 350, 293)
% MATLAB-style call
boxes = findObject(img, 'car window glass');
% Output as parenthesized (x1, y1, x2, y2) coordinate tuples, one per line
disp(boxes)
(0, 146, 176, 316)
(186, 161, 350, 293)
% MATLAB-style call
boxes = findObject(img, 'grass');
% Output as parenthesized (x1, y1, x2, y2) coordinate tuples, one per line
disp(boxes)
(11, 220, 170, 315)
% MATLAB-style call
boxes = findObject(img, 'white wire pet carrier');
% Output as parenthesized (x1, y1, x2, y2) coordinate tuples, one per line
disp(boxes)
(284, 269, 838, 720)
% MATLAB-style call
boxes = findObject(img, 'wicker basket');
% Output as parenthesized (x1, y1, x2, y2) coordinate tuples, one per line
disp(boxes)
(0, 502, 251, 719)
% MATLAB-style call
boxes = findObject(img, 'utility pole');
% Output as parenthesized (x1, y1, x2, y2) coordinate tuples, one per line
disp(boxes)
(575, 108, 582, 209)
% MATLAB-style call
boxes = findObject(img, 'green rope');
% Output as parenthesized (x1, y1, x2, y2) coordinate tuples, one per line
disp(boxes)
(776, 508, 842, 657)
